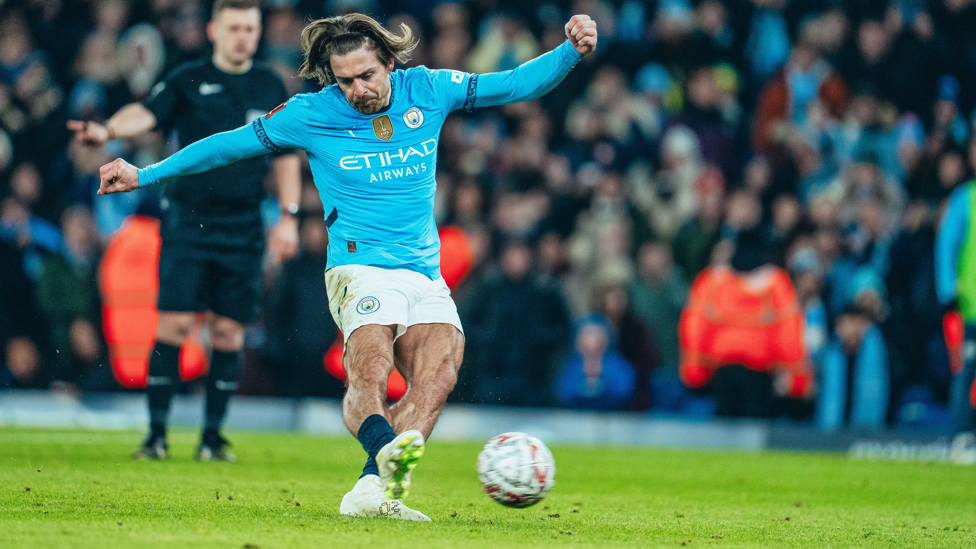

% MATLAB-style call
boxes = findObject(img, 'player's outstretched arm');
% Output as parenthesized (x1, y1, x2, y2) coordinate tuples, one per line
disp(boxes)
(472, 14, 596, 109)
(96, 123, 272, 195)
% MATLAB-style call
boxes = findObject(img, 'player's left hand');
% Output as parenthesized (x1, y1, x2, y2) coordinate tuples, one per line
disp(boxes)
(565, 14, 597, 57)
(269, 215, 299, 263)
(97, 158, 140, 195)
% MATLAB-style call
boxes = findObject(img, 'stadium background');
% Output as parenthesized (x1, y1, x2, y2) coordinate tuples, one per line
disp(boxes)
(0, 0, 971, 432)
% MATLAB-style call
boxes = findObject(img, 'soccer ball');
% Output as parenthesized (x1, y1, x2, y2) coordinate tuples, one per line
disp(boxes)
(476, 432, 556, 508)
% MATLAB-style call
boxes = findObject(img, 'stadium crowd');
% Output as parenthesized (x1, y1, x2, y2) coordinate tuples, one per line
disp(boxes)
(1, 0, 973, 431)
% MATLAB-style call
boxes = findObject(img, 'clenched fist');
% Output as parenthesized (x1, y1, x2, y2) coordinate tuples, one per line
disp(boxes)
(97, 158, 140, 195)
(565, 14, 598, 57)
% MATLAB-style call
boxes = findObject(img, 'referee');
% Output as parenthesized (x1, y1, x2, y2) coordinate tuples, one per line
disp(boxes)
(68, 0, 301, 461)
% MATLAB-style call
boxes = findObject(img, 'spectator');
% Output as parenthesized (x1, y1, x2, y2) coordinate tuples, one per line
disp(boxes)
(671, 169, 724, 281)
(458, 237, 572, 406)
(1, 336, 47, 389)
(556, 313, 637, 411)
(679, 197, 812, 418)
(633, 125, 703, 241)
(816, 304, 890, 431)
(0, 238, 48, 389)
(466, 14, 538, 74)
(0, 196, 62, 279)
(592, 281, 659, 411)
(629, 241, 686, 374)
(36, 205, 113, 391)
(788, 246, 829, 369)
(752, 40, 849, 166)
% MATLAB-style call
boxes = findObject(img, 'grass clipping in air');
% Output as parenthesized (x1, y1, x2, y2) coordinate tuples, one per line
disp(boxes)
(1, 427, 974, 548)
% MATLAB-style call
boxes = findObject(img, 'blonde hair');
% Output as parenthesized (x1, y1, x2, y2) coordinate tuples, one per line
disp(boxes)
(298, 13, 417, 86)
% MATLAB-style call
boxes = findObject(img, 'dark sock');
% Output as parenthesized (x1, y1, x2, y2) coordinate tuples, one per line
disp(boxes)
(358, 414, 396, 478)
(361, 456, 379, 478)
(204, 349, 243, 434)
(146, 342, 182, 439)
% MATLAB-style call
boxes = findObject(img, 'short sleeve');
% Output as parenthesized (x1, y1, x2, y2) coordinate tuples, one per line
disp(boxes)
(422, 67, 478, 115)
(143, 67, 185, 131)
(253, 96, 309, 152)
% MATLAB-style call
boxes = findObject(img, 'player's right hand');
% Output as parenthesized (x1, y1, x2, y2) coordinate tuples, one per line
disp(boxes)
(565, 14, 597, 57)
(97, 158, 140, 195)
(67, 119, 111, 146)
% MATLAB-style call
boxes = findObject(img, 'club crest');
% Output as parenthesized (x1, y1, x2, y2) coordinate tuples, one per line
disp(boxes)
(357, 296, 381, 314)
(372, 115, 394, 141)
(403, 107, 424, 129)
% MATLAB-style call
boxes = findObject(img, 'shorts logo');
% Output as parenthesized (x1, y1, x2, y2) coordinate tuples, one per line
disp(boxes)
(403, 107, 424, 129)
(372, 115, 394, 141)
(357, 296, 381, 314)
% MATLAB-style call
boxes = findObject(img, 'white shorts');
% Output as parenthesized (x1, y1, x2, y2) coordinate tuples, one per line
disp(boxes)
(324, 264, 464, 342)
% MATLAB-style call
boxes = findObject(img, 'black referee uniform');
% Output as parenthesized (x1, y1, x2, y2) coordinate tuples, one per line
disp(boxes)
(144, 58, 291, 323)
(136, 58, 293, 461)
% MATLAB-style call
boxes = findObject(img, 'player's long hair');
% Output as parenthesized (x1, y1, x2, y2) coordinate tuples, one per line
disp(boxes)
(298, 13, 417, 86)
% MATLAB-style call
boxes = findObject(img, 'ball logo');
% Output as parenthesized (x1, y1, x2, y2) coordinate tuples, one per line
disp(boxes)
(357, 296, 381, 315)
(403, 107, 424, 129)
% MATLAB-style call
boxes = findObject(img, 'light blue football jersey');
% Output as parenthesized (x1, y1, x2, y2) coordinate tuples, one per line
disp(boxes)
(138, 40, 583, 279)
(255, 66, 475, 279)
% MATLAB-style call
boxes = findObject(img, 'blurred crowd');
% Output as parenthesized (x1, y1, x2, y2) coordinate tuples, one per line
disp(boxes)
(2, 0, 974, 431)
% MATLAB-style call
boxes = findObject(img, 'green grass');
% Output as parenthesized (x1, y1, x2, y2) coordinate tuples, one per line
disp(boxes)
(1, 427, 973, 548)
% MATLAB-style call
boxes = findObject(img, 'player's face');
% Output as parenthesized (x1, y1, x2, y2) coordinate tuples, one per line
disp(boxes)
(209, 8, 262, 67)
(331, 46, 395, 115)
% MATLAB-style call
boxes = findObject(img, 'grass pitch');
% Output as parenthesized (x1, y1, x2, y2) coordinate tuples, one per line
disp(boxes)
(1, 428, 973, 548)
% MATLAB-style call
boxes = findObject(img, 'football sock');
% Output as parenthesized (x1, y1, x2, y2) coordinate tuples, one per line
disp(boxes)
(204, 349, 243, 433)
(146, 342, 182, 438)
(361, 456, 379, 478)
(358, 414, 396, 478)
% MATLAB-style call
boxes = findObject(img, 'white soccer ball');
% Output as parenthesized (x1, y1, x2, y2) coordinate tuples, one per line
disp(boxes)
(476, 432, 556, 508)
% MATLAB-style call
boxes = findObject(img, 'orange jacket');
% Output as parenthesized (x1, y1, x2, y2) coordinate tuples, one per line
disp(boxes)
(100, 215, 207, 388)
(679, 265, 812, 398)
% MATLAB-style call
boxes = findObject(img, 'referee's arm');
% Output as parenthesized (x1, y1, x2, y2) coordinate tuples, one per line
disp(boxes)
(269, 153, 302, 263)
(67, 103, 158, 146)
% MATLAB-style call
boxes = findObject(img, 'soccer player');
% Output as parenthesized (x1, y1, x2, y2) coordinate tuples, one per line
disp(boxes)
(936, 180, 976, 465)
(68, 0, 301, 462)
(95, 12, 597, 518)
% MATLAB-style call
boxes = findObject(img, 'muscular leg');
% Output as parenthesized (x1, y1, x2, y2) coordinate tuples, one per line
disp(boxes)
(342, 324, 400, 478)
(146, 311, 197, 437)
(342, 324, 399, 435)
(388, 323, 464, 439)
(203, 314, 245, 436)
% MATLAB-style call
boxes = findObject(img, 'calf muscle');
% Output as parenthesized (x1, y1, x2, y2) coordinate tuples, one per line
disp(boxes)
(389, 323, 464, 438)
(341, 324, 397, 437)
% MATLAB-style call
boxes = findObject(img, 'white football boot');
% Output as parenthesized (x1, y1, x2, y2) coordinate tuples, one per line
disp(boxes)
(339, 475, 430, 521)
(376, 430, 425, 499)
